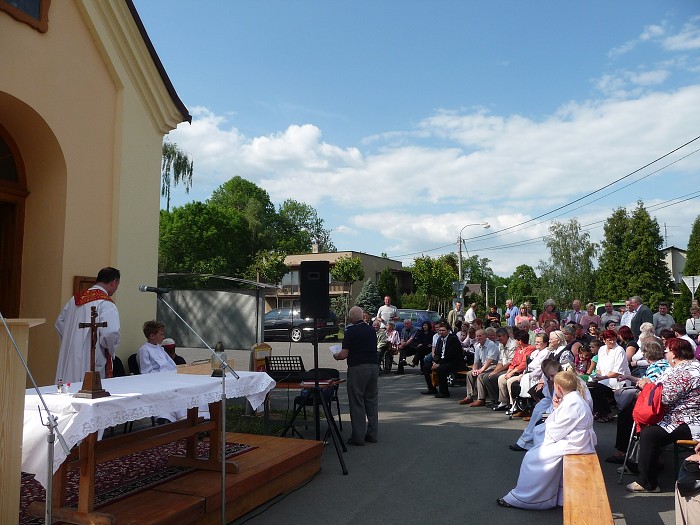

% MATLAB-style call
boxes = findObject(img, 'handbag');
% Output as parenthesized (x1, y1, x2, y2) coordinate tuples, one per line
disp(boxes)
(430, 370, 439, 388)
(677, 460, 700, 497)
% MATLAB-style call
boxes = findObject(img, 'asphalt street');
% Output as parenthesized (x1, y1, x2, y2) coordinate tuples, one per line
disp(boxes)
(180, 341, 678, 525)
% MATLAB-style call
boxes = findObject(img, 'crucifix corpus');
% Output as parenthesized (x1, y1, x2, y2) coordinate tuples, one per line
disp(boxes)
(74, 305, 111, 398)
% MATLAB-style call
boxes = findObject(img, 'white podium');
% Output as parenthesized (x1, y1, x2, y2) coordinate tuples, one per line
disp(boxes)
(0, 318, 44, 524)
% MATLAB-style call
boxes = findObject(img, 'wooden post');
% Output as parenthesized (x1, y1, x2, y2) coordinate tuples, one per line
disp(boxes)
(0, 318, 44, 525)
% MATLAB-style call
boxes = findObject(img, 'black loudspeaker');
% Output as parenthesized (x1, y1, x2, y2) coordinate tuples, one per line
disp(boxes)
(300, 261, 330, 319)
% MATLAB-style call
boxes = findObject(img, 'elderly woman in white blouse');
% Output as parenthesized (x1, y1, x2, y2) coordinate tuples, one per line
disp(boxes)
(588, 328, 631, 423)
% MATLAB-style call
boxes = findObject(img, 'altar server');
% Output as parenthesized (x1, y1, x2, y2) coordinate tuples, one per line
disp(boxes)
(137, 320, 184, 423)
(499, 368, 597, 510)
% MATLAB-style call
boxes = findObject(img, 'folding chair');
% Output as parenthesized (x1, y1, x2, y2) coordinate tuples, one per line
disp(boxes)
(294, 368, 343, 431)
(618, 420, 638, 484)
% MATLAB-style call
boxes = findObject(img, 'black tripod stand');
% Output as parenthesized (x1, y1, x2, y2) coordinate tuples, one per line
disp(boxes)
(280, 322, 348, 475)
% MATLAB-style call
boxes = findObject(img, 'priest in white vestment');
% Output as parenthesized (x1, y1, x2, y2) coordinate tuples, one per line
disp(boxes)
(499, 369, 597, 510)
(55, 267, 121, 383)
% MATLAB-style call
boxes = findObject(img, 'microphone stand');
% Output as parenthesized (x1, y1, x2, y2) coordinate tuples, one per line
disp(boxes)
(153, 292, 238, 525)
(0, 311, 71, 525)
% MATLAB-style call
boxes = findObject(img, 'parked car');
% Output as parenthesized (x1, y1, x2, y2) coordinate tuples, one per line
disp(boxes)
(393, 309, 442, 335)
(595, 302, 626, 316)
(264, 308, 338, 342)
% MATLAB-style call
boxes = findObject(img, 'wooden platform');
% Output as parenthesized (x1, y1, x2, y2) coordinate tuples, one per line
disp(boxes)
(93, 433, 323, 524)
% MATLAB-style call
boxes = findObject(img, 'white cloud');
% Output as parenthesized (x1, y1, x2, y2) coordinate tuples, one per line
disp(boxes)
(663, 17, 700, 50)
(640, 24, 666, 41)
(333, 225, 357, 235)
(167, 86, 700, 275)
(628, 69, 670, 86)
(608, 22, 666, 58)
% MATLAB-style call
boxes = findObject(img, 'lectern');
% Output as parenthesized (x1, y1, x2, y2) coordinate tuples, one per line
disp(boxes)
(0, 318, 44, 524)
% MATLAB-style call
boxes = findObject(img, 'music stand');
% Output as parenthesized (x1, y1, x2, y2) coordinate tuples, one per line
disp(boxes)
(279, 322, 348, 475)
(265, 355, 306, 380)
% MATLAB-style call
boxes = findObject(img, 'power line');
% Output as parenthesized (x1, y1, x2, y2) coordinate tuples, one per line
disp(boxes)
(461, 134, 700, 243)
(387, 135, 700, 259)
(474, 149, 700, 245)
(439, 192, 700, 257)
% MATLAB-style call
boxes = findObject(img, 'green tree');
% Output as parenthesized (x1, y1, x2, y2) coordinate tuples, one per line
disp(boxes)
(409, 255, 458, 311)
(377, 267, 401, 308)
(158, 203, 251, 279)
(161, 140, 193, 212)
(277, 199, 336, 253)
(626, 201, 673, 309)
(400, 292, 430, 309)
(459, 254, 493, 313)
(330, 255, 365, 324)
(595, 207, 631, 302)
(537, 219, 597, 306)
(247, 250, 289, 284)
(509, 264, 539, 307)
(208, 176, 277, 255)
(355, 278, 383, 315)
(677, 215, 700, 316)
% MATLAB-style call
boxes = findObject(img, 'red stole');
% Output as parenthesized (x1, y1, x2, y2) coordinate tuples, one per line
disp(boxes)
(73, 288, 114, 378)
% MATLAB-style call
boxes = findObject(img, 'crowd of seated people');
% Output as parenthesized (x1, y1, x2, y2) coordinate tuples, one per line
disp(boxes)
(366, 296, 698, 409)
(373, 295, 699, 502)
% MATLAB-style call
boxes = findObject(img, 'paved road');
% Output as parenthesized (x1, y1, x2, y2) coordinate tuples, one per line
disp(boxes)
(179, 341, 677, 525)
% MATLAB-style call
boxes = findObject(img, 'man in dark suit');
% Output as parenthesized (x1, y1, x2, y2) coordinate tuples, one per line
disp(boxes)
(422, 322, 464, 398)
(629, 295, 654, 338)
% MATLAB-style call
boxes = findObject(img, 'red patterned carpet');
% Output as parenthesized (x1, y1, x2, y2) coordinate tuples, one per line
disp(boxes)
(19, 440, 253, 524)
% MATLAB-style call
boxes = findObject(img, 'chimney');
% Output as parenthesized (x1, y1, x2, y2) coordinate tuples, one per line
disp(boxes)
(312, 242, 319, 254)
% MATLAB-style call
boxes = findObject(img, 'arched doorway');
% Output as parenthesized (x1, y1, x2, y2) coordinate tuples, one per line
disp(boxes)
(0, 124, 26, 318)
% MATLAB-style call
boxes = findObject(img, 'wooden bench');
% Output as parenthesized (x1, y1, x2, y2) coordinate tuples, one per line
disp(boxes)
(674, 440, 699, 476)
(563, 453, 613, 525)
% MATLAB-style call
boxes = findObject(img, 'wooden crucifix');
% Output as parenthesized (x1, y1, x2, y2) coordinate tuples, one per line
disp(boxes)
(74, 305, 111, 398)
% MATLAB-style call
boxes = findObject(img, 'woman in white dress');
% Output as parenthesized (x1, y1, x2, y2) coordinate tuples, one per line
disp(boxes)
(498, 369, 597, 510)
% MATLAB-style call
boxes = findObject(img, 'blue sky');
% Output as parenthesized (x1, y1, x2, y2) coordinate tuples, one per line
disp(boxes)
(134, 1, 700, 277)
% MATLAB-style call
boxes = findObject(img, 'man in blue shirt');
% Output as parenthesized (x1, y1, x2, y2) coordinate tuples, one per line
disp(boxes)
(504, 299, 519, 327)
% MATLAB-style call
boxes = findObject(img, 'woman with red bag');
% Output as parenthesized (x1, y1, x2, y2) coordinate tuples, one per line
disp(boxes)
(626, 338, 700, 493)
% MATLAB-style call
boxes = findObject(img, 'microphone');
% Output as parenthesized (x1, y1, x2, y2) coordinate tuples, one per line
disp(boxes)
(138, 285, 170, 294)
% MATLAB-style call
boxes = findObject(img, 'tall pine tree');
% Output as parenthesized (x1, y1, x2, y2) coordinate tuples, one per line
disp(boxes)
(595, 207, 631, 302)
(626, 201, 672, 309)
(676, 214, 700, 316)
(355, 278, 383, 315)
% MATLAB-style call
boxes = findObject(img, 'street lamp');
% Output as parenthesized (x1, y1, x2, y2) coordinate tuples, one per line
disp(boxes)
(494, 284, 507, 310)
(457, 222, 490, 282)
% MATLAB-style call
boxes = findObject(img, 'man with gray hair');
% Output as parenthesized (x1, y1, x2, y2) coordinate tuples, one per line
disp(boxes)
(629, 295, 653, 339)
(397, 318, 418, 373)
(481, 327, 517, 405)
(459, 327, 500, 407)
(334, 306, 379, 445)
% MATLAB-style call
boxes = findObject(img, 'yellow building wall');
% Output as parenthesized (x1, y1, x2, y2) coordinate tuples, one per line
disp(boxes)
(0, 0, 185, 386)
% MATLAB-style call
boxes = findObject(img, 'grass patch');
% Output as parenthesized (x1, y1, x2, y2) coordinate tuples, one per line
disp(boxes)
(225, 405, 293, 436)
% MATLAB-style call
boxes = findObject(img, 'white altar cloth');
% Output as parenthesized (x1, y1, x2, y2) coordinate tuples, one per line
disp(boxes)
(22, 371, 275, 488)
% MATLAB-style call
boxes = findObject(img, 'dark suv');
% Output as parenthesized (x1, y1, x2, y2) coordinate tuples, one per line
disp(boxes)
(264, 308, 338, 342)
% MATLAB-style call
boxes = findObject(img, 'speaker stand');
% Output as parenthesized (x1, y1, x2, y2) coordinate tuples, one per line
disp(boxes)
(280, 322, 348, 475)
